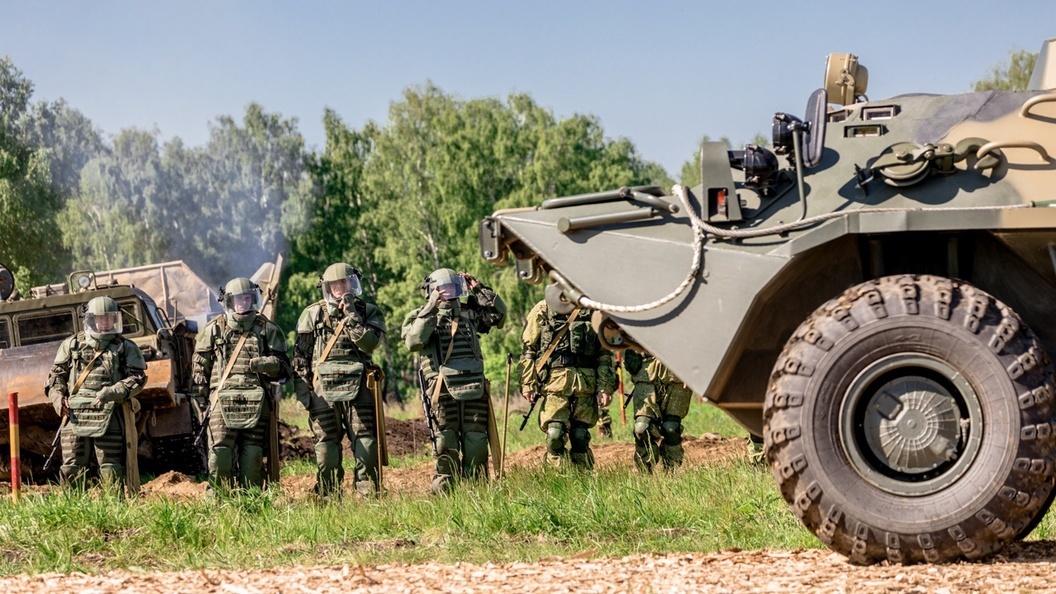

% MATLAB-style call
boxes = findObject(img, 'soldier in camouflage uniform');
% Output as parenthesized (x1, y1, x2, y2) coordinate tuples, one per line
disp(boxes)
(192, 278, 290, 491)
(293, 263, 387, 498)
(520, 301, 615, 469)
(402, 268, 506, 493)
(622, 350, 694, 472)
(46, 296, 147, 492)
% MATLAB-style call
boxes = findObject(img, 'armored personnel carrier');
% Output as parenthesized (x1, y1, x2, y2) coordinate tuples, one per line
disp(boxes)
(480, 39, 1056, 563)
(0, 259, 281, 477)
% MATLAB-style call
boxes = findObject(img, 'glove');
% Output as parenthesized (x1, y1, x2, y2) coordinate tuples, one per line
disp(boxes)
(51, 392, 69, 417)
(419, 288, 443, 317)
(94, 384, 125, 404)
(461, 273, 480, 291)
(249, 355, 281, 376)
(597, 391, 612, 408)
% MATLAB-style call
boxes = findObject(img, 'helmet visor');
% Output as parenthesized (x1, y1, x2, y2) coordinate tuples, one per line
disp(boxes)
(223, 288, 262, 315)
(322, 275, 363, 303)
(436, 275, 467, 300)
(84, 311, 123, 337)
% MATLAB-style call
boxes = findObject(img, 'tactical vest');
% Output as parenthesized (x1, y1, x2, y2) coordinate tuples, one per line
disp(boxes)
(67, 334, 123, 438)
(540, 308, 599, 368)
(313, 306, 369, 403)
(424, 306, 484, 401)
(209, 316, 268, 429)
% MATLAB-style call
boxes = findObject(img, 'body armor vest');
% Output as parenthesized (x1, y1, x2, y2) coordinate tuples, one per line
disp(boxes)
(540, 308, 599, 367)
(210, 317, 268, 429)
(314, 308, 369, 403)
(67, 335, 123, 438)
(425, 306, 484, 401)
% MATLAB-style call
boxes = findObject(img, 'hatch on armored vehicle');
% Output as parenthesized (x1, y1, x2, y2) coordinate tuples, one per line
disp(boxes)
(481, 39, 1056, 563)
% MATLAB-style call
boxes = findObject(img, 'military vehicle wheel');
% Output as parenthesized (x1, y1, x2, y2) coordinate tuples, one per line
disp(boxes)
(764, 275, 1056, 564)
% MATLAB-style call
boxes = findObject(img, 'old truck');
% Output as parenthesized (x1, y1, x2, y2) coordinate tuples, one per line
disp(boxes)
(0, 259, 282, 478)
(480, 39, 1056, 563)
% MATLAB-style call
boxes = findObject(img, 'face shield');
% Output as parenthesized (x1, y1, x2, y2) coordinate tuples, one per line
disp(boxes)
(84, 310, 123, 338)
(223, 288, 262, 315)
(322, 274, 363, 304)
(435, 275, 467, 301)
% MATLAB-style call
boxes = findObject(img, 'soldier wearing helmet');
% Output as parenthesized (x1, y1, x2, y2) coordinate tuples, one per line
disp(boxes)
(192, 277, 290, 492)
(45, 296, 147, 493)
(402, 268, 506, 493)
(292, 263, 387, 498)
(520, 301, 615, 469)
(621, 350, 695, 472)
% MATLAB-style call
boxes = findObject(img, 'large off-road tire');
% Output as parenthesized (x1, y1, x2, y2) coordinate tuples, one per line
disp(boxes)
(764, 275, 1056, 564)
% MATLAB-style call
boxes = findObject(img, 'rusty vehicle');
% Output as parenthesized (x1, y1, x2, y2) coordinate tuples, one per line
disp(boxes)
(0, 259, 282, 478)
(480, 39, 1056, 563)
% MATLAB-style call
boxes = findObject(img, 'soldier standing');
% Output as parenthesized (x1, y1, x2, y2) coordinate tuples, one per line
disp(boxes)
(622, 350, 694, 472)
(292, 263, 387, 498)
(192, 278, 290, 492)
(520, 301, 615, 469)
(46, 296, 147, 494)
(402, 268, 506, 493)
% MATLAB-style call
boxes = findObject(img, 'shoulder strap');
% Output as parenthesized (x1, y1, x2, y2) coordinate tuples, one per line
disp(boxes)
(428, 317, 461, 403)
(535, 306, 582, 375)
(71, 346, 106, 395)
(215, 331, 250, 394)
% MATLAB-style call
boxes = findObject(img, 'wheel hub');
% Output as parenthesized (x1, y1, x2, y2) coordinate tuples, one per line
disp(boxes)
(840, 353, 982, 495)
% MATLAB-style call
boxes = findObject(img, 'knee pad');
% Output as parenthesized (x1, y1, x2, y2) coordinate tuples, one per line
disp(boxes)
(545, 422, 567, 454)
(98, 463, 123, 486)
(633, 416, 653, 440)
(660, 416, 683, 445)
(210, 446, 234, 476)
(569, 422, 591, 453)
(462, 431, 489, 478)
(315, 440, 342, 471)
(437, 429, 460, 455)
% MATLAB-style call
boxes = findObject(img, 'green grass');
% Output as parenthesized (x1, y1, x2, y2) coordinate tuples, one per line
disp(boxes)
(0, 459, 815, 575)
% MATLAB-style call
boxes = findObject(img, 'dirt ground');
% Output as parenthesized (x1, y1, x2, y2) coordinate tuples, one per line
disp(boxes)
(4, 545, 1056, 593)
(10, 427, 1056, 592)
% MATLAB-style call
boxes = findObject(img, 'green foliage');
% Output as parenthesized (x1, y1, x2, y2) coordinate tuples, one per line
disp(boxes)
(0, 56, 67, 288)
(280, 83, 671, 399)
(973, 49, 1039, 92)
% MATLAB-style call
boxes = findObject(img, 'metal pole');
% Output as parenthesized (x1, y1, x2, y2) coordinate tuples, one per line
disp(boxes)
(616, 352, 627, 425)
(500, 353, 512, 479)
(8, 392, 20, 503)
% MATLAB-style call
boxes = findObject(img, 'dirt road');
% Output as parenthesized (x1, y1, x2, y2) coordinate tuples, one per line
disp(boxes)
(3, 544, 1056, 593)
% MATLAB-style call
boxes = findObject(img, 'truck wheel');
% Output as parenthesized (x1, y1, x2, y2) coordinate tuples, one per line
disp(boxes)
(764, 275, 1056, 564)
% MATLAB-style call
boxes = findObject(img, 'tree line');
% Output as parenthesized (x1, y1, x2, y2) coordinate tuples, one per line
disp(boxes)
(0, 49, 1036, 399)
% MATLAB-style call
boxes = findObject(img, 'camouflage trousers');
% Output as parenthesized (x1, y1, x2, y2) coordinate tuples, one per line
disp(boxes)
(537, 367, 601, 468)
(308, 392, 378, 497)
(631, 379, 693, 472)
(207, 410, 269, 491)
(429, 377, 490, 493)
(60, 412, 126, 491)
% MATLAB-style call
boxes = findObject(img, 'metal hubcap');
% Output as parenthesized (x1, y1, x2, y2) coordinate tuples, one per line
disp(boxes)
(840, 353, 982, 496)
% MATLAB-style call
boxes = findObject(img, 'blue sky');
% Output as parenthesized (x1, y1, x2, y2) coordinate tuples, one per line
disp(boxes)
(3, 2, 1055, 176)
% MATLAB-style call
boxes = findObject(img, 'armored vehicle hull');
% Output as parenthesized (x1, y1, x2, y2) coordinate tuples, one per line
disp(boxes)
(481, 41, 1056, 563)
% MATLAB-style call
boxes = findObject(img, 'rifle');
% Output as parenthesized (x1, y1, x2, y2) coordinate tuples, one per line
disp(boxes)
(416, 358, 441, 456)
(43, 411, 68, 472)
(518, 396, 539, 431)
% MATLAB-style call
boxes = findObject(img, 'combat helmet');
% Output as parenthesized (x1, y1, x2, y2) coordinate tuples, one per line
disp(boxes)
(219, 277, 261, 322)
(83, 296, 123, 339)
(424, 268, 467, 301)
(321, 262, 363, 305)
